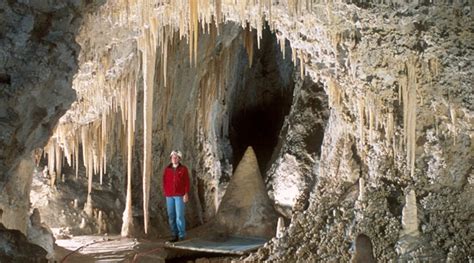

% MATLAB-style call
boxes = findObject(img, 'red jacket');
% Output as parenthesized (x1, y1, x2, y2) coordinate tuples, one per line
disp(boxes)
(162, 163, 190, 197)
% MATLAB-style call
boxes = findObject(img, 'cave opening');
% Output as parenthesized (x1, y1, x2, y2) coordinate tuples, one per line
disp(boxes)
(229, 26, 294, 175)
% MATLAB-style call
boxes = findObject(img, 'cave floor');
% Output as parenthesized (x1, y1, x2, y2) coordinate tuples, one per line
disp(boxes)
(54, 235, 167, 262)
(54, 235, 245, 262)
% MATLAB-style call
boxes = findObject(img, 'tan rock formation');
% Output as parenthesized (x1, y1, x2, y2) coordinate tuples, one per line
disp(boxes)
(188, 146, 278, 240)
(213, 146, 278, 238)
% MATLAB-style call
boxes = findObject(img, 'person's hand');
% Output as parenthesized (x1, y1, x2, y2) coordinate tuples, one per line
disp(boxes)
(183, 193, 189, 203)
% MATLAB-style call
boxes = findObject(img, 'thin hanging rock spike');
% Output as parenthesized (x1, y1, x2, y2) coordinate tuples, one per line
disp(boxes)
(449, 105, 457, 145)
(188, 0, 199, 67)
(299, 49, 305, 79)
(357, 97, 365, 145)
(164, 26, 169, 87)
(193, 0, 199, 66)
(100, 112, 107, 185)
(244, 24, 254, 68)
(141, 10, 158, 234)
(81, 124, 94, 216)
(256, 14, 262, 50)
(400, 57, 417, 178)
(55, 140, 63, 185)
(239, 0, 246, 28)
(121, 69, 137, 237)
(46, 139, 56, 187)
(327, 78, 342, 110)
(385, 108, 396, 156)
(278, 34, 286, 59)
(74, 133, 79, 179)
(291, 47, 297, 68)
(215, 0, 222, 30)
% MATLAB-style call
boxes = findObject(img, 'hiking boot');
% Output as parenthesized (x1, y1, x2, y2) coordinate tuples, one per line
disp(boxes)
(169, 236, 179, 242)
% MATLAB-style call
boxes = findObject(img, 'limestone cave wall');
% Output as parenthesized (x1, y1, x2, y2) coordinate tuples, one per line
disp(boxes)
(0, 0, 103, 234)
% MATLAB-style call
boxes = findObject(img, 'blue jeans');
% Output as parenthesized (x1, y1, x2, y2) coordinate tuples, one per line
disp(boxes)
(166, 196, 186, 238)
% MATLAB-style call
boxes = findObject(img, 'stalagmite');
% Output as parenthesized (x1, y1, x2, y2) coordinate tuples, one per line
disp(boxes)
(213, 146, 278, 238)
(401, 189, 419, 237)
(276, 217, 285, 238)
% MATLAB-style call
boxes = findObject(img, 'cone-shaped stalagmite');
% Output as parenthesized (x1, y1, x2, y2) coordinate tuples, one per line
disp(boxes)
(401, 189, 419, 237)
(214, 146, 278, 238)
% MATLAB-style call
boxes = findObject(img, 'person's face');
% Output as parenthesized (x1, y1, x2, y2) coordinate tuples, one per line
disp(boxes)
(171, 154, 180, 165)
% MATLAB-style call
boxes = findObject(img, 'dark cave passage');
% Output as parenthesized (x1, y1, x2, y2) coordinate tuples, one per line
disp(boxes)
(229, 25, 294, 175)
(230, 95, 291, 175)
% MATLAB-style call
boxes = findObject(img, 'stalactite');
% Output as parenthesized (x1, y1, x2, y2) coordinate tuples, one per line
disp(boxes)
(100, 113, 107, 185)
(163, 27, 169, 87)
(450, 105, 457, 145)
(189, 0, 199, 67)
(278, 34, 286, 59)
(367, 93, 375, 143)
(357, 97, 365, 145)
(243, 24, 254, 68)
(238, 0, 246, 26)
(299, 49, 305, 79)
(386, 108, 396, 155)
(400, 57, 418, 178)
(55, 141, 63, 185)
(46, 139, 56, 187)
(80, 124, 92, 216)
(291, 47, 297, 67)
(74, 133, 79, 179)
(428, 57, 441, 78)
(121, 71, 137, 237)
(215, 0, 222, 29)
(138, 13, 158, 234)
(327, 78, 342, 110)
(256, 14, 263, 50)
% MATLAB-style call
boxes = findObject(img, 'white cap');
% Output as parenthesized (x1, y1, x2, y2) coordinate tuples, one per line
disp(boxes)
(170, 150, 183, 159)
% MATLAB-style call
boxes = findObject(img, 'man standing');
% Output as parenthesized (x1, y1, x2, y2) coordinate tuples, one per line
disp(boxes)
(162, 150, 190, 242)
